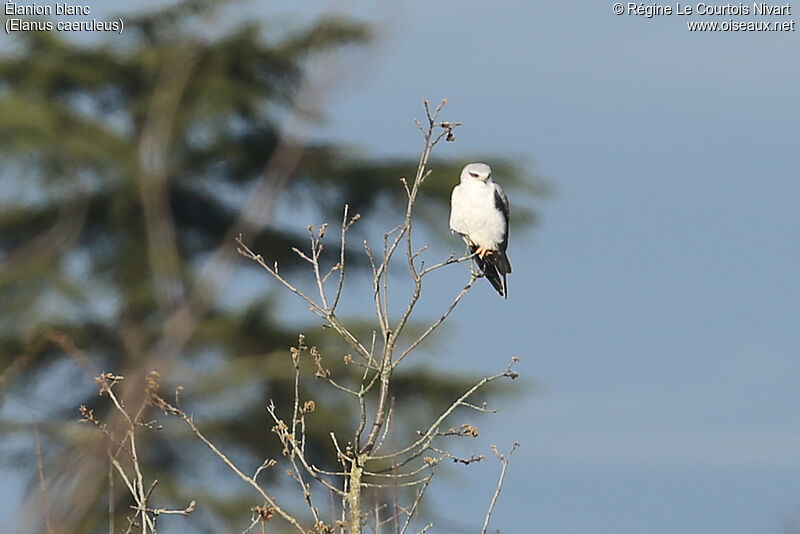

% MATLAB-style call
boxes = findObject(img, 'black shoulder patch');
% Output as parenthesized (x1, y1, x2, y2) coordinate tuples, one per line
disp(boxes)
(494, 189, 510, 252)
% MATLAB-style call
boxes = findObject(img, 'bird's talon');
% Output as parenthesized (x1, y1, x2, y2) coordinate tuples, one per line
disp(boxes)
(474, 245, 493, 259)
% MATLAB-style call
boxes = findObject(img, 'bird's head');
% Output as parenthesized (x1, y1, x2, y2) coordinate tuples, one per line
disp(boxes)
(461, 162, 492, 184)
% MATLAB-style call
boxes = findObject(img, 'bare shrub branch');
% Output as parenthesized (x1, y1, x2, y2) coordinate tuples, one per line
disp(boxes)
(79, 373, 196, 534)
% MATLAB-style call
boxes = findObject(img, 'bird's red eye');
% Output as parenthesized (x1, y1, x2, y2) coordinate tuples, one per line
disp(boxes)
(469, 172, 478, 178)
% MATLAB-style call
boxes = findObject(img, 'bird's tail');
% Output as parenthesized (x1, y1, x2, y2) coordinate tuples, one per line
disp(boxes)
(472, 247, 512, 299)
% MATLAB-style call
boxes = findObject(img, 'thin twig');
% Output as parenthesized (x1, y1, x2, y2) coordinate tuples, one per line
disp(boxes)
(137, 500, 196, 516)
(398, 473, 434, 534)
(267, 398, 345, 497)
(369, 359, 519, 462)
(331, 205, 356, 313)
(394, 271, 478, 367)
(236, 236, 375, 365)
(480, 442, 520, 534)
(149, 391, 306, 533)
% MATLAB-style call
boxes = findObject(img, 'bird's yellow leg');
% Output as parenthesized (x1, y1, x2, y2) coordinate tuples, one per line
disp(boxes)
(474, 245, 493, 259)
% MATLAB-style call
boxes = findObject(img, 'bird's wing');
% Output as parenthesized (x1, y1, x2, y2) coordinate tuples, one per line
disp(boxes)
(448, 187, 458, 233)
(493, 183, 510, 252)
(449, 184, 469, 239)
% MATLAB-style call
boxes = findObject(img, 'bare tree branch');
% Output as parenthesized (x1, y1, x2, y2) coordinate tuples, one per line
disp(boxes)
(359, 99, 462, 456)
(78, 99, 521, 534)
(370, 358, 519, 462)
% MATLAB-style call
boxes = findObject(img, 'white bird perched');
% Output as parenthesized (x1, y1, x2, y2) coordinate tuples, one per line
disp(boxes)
(449, 162, 512, 298)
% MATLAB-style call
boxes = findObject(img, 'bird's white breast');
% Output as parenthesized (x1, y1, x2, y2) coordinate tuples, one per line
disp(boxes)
(449, 180, 506, 250)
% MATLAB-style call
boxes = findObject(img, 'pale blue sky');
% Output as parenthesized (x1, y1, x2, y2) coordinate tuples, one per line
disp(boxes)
(5, 1, 800, 533)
